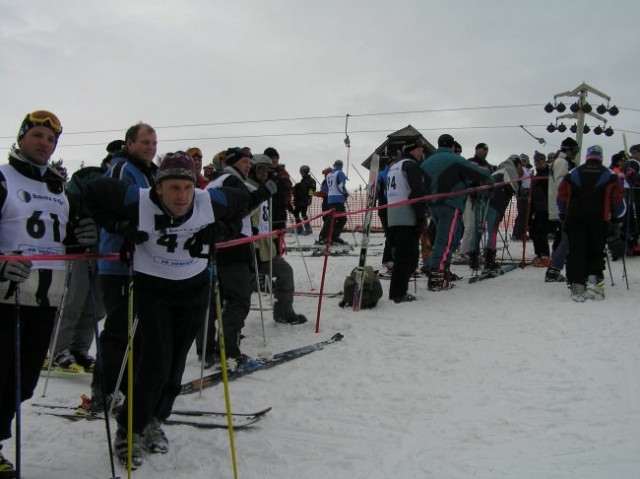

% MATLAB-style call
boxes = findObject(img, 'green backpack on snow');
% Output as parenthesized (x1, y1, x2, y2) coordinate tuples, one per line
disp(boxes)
(339, 266, 383, 309)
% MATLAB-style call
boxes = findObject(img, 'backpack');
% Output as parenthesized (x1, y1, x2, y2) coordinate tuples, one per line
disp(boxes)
(339, 266, 383, 309)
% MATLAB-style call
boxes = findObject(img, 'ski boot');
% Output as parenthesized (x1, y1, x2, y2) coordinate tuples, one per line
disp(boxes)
(585, 275, 605, 300)
(570, 283, 587, 303)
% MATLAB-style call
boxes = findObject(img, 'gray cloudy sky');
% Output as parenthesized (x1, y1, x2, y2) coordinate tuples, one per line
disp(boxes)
(1, 0, 638, 185)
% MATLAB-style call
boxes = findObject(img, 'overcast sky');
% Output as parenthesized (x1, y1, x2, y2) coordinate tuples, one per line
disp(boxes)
(1, 0, 638, 186)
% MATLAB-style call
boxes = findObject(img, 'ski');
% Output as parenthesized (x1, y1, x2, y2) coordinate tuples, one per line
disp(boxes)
(293, 290, 342, 298)
(40, 367, 92, 379)
(31, 401, 272, 420)
(180, 332, 344, 395)
(34, 409, 265, 429)
(353, 154, 380, 311)
(468, 264, 517, 284)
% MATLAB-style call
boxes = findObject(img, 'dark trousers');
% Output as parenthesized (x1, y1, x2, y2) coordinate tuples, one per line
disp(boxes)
(92, 274, 135, 396)
(388, 225, 419, 299)
(0, 304, 55, 440)
(319, 203, 347, 241)
(379, 211, 394, 265)
(529, 210, 551, 257)
(117, 270, 209, 433)
(566, 217, 607, 285)
(217, 261, 252, 357)
(512, 190, 529, 240)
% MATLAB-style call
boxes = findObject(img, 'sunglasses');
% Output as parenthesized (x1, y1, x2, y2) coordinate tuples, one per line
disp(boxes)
(26, 110, 63, 134)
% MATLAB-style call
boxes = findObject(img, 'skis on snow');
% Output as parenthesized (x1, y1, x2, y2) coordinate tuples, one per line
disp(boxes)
(180, 333, 344, 395)
(352, 154, 380, 311)
(31, 402, 272, 429)
(468, 264, 517, 284)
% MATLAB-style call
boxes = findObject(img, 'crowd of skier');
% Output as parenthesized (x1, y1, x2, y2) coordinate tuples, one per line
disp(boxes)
(1, 109, 639, 476)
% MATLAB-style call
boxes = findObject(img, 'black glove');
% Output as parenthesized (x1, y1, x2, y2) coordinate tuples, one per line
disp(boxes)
(606, 222, 620, 243)
(73, 217, 99, 246)
(477, 178, 494, 199)
(0, 259, 33, 283)
(260, 179, 277, 197)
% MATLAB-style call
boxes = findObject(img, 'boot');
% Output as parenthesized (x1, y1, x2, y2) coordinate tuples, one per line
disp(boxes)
(570, 283, 587, 303)
(304, 223, 313, 235)
(484, 249, 500, 274)
(428, 269, 454, 292)
(545, 266, 566, 283)
(468, 250, 479, 271)
(585, 275, 605, 300)
(273, 294, 306, 324)
(114, 425, 144, 469)
(0, 443, 17, 479)
(144, 417, 169, 454)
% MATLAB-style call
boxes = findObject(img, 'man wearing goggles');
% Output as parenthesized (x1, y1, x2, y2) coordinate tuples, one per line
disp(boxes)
(0, 110, 97, 478)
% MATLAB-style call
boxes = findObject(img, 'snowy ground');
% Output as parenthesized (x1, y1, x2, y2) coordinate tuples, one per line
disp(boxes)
(7, 232, 640, 479)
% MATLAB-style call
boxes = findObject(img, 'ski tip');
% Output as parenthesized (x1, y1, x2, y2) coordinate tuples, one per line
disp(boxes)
(331, 332, 345, 341)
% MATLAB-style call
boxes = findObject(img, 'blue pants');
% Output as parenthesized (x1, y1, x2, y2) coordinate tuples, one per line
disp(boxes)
(427, 204, 462, 271)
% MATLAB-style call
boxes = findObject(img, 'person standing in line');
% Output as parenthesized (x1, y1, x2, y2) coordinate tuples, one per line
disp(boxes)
(317, 159, 349, 245)
(0, 111, 97, 478)
(51, 140, 124, 372)
(207, 148, 277, 360)
(557, 145, 625, 302)
(529, 151, 552, 266)
(480, 155, 523, 274)
(292, 165, 316, 235)
(511, 153, 533, 241)
(386, 138, 427, 303)
(247, 155, 307, 323)
(315, 167, 333, 244)
(421, 134, 492, 291)
(85, 151, 251, 468)
(544, 137, 579, 283)
(186, 147, 210, 189)
(90, 122, 159, 412)
(458, 142, 493, 260)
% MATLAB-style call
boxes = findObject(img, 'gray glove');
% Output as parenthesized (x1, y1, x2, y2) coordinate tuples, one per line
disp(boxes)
(0, 260, 33, 283)
(74, 217, 98, 245)
(264, 179, 278, 195)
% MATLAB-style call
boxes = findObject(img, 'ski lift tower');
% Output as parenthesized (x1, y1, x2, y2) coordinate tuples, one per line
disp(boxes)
(543, 82, 618, 165)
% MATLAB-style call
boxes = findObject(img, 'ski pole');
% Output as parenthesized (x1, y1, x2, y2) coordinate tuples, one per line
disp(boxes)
(86, 259, 120, 479)
(604, 247, 615, 287)
(41, 260, 75, 397)
(125, 263, 134, 479)
(14, 283, 22, 479)
(290, 214, 314, 290)
(211, 253, 239, 479)
(252, 247, 267, 347)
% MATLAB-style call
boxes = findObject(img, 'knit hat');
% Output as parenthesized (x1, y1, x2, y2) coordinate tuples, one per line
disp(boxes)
(225, 147, 250, 165)
(156, 151, 196, 184)
(437, 134, 455, 148)
(533, 151, 546, 162)
(519, 153, 529, 161)
(585, 145, 604, 161)
(630, 144, 640, 154)
(106, 140, 125, 154)
(322, 167, 333, 176)
(333, 159, 343, 168)
(186, 147, 203, 158)
(403, 137, 426, 152)
(17, 110, 63, 142)
(264, 147, 279, 159)
(475, 142, 488, 150)
(561, 137, 579, 150)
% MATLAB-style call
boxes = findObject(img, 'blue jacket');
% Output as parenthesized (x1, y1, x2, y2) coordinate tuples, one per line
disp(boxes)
(421, 147, 491, 211)
(98, 154, 158, 275)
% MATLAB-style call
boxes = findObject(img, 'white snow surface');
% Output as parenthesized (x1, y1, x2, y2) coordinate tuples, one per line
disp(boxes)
(6, 234, 640, 479)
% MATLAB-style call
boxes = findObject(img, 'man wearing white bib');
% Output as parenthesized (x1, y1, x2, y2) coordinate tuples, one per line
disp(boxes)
(85, 152, 251, 468)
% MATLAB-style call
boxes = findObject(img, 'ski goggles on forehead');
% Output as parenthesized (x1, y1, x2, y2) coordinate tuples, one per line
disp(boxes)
(25, 110, 63, 134)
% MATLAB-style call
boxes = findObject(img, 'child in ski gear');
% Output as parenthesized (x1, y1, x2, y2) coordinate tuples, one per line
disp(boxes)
(0, 111, 97, 478)
(557, 145, 625, 301)
(84, 151, 252, 467)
